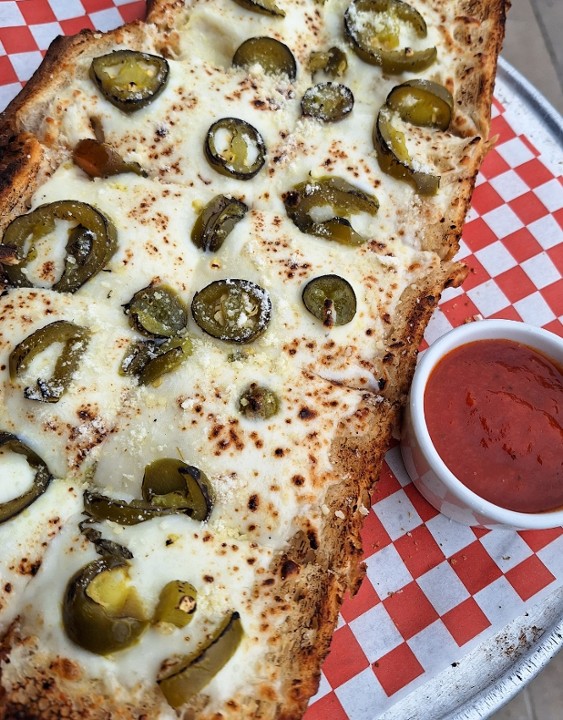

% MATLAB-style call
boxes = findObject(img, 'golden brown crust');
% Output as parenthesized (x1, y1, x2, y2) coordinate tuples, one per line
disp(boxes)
(0, 0, 508, 718)
(0, 133, 43, 236)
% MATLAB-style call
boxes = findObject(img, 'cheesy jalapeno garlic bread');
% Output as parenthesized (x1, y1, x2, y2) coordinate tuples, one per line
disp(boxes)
(0, 0, 508, 717)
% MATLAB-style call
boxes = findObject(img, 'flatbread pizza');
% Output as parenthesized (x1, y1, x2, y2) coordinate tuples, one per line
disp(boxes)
(0, 0, 508, 717)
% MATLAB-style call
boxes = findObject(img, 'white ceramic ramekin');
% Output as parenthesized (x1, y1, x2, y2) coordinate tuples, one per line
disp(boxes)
(400, 319, 563, 530)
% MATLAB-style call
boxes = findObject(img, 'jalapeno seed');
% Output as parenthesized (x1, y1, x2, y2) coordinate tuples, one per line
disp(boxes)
(302, 275, 357, 327)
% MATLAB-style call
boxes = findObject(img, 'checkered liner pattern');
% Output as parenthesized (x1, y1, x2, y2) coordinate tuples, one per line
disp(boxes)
(1, 3, 562, 718)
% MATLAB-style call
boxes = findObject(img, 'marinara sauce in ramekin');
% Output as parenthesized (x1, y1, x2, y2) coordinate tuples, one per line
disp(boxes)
(401, 320, 563, 530)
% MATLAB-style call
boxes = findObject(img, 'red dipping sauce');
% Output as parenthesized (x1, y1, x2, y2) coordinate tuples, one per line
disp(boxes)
(424, 338, 563, 513)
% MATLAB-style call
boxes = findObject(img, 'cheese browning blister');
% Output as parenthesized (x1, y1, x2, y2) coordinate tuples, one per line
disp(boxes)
(0, 0, 507, 717)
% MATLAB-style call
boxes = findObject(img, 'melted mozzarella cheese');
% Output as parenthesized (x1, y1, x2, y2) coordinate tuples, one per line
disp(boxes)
(0, 0, 486, 713)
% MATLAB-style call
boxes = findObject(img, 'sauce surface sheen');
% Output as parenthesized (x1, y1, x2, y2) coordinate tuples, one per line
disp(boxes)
(424, 338, 563, 513)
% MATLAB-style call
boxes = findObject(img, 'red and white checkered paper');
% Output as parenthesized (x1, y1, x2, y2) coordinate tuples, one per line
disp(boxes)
(1, 2, 562, 717)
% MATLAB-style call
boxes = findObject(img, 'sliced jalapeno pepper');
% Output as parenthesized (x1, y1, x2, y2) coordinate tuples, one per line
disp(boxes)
(79, 522, 134, 560)
(0, 432, 52, 523)
(63, 556, 147, 655)
(120, 339, 159, 378)
(142, 459, 213, 522)
(283, 176, 379, 246)
(301, 83, 354, 122)
(191, 279, 272, 344)
(231, 0, 285, 17)
(238, 383, 279, 420)
(83, 490, 191, 526)
(309, 47, 348, 78)
(386, 79, 453, 130)
(1, 200, 118, 293)
(374, 104, 440, 194)
(205, 118, 266, 180)
(120, 335, 193, 386)
(233, 37, 296, 79)
(124, 285, 188, 338)
(90, 50, 169, 113)
(191, 195, 248, 253)
(158, 612, 243, 708)
(344, 0, 437, 73)
(137, 335, 193, 386)
(9, 320, 90, 403)
(73, 139, 146, 179)
(154, 581, 197, 628)
(302, 274, 357, 327)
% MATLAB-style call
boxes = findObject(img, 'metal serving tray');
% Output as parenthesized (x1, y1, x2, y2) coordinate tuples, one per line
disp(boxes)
(380, 58, 563, 720)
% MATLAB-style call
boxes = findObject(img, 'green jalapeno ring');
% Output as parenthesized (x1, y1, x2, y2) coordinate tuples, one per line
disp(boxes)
(231, 0, 285, 17)
(9, 320, 91, 403)
(302, 274, 357, 327)
(83, 490, 194, 526)
(124, 285, 189, 338)
(191, 195, 248, 253)
(374, 105, 440, 195)
(158, 611, 243, 707)
(1, 200, 118, 293)
(90, 50, 169, 113)
(138, 335, 193, 386)
(283, 176, 379, 245)
(119, 336, 193, 386)
(308, 47, 348, 78)
(142, 459, 214, 522)
(205, 118, 266, 180)
(63, 556, 148, 655)
(191, 279, 272, 344)
(0, 432, 52, 524)
(232, 37, 297, 80)
(344, 0, 437, 74)
(385, 79, 453, 130)
(120, 339, 160, 378)
(301, 83, 354, 123)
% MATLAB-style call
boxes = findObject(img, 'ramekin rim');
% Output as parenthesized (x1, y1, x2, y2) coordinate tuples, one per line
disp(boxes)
(408, 319, 563, 528)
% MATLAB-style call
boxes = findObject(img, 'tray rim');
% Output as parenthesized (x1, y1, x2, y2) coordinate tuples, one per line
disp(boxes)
(378, 56, 563, 720)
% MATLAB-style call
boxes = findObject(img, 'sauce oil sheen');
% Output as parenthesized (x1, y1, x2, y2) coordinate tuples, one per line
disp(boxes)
(424, 338, 563, 513)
